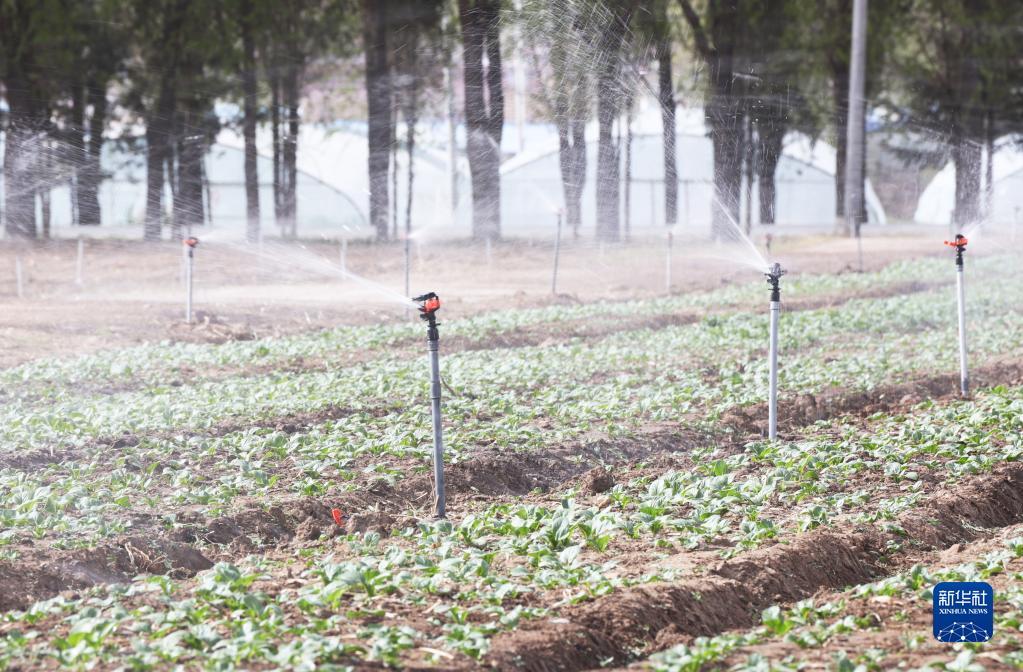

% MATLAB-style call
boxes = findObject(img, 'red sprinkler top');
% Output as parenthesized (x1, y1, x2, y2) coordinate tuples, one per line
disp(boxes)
(944, 235, 968, 248)
(184, 237, 200, 248)
(421, 296, 441, 314)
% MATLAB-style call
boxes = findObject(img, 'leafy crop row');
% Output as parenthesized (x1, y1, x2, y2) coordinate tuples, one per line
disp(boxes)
(2, 383, 1022, 668)
(1, 254, 996, 397)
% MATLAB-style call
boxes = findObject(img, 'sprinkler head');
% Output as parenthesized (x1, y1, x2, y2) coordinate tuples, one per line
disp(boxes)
(413, 292, 441, 321)
(184, 237, 200, 249)
(765, 263, 786, 301)
(944, 234, 967, 266)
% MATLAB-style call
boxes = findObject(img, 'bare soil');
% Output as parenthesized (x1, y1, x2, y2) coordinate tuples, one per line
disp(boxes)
(0, 233, 954, 368)
(483, 462, 1023, 671)
(2, 357, 1018, 614)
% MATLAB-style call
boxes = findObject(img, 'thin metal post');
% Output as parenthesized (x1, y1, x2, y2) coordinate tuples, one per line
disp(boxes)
(957, 264, 969, 397)
(427, 335, 443, 519)
(485, 237, 493, 267)
(769, 300, 780, 440)
(186, 247, 194, 324)
(340, 238, 347, 278)
(552, 212, 562, 295)
(413, 293, 446, 519)
(766, 263, 785, 441)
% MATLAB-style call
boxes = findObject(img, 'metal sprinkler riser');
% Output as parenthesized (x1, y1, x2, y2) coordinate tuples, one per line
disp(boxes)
(765, 263, 786, 441)
(184, 237, 200, 324)
(945, 234, 969, 397)
(413, 292, 446, 519)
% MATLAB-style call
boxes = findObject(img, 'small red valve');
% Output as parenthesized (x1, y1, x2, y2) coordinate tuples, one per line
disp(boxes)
(184, 237, 200, 248)
(944, 235, 968, 247)
(422, 297, 440, 314)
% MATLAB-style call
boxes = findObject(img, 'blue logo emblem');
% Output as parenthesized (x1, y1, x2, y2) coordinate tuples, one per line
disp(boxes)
(933, 581, 994, 642)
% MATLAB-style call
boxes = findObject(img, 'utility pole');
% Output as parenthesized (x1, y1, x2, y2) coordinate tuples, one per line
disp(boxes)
(844, 0, 868, 271)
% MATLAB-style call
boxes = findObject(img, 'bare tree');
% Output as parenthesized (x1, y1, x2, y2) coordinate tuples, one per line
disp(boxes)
(240, 0, 261, 243)
(459, 0, 504, 240)
(362, 0, 393, 240)
(594, 0, 634, 242)
(678, 0, 745, 240)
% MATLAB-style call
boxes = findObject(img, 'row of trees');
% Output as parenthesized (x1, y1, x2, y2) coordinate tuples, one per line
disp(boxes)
(2, 0, 1023, 242)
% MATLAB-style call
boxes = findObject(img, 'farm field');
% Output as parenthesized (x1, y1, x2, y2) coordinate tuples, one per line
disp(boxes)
(1, 252, 1023, 670)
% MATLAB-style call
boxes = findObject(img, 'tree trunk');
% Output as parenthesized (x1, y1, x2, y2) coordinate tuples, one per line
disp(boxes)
(403, 47, 420, 239)
(658, 29, 677, 227)
(551, 30, 587, 238)
(70, 79, 86, 228)
(391, 102, 400, 239)
(743, 114, 754, 233)
(557, 116, 586, 238)
(40, 185, 51, 239)
(459, 0, 504, 241)
(242, 0, 260, 243)
(271, 69, 284, 229)
(952, 127, 982, 228)
(594, 2, 631, 242)
(624, 95, 634, 239)
(145, 90, 173, 241)
(984, 109, 994, 220)
(173, 109, 205, 237)
(144, 0, 187, 241)
(596, 92, 620, 242)
(706, 1, 742, 240)
(283, 61, 300, 238)
(2, 70, 42, 238)
(78, 81, 107, 227)
(363, 0, 392, 241)
(710, 123, 744, 238)
(758, 122, 784, 225)
(832, 57, 849, 229)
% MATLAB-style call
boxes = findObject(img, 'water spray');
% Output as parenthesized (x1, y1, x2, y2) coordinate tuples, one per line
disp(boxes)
(413, 291, 446, 519)
(765, 262, 786, 440)
(184, 237, 199, 324)
(945, 234, 969, 396)
(551, 210, 563, 295)
(339, 238, 347, 279)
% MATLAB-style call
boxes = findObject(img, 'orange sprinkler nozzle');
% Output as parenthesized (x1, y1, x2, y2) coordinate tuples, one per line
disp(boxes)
(945, 234, 967, 266)
(413, 292, 441, 318)
(331, 508, 344, 527)
(184, 237, 200, 248)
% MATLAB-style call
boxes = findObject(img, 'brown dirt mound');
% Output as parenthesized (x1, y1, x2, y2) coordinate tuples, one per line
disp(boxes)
(0, 536, 212, 613)
(0, 498, 335, 612)
(579, 467, 616, 495)
(483, 462, 1023, 671)
(328, 426, 701, 519)
(720, 359, 1023, 439)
